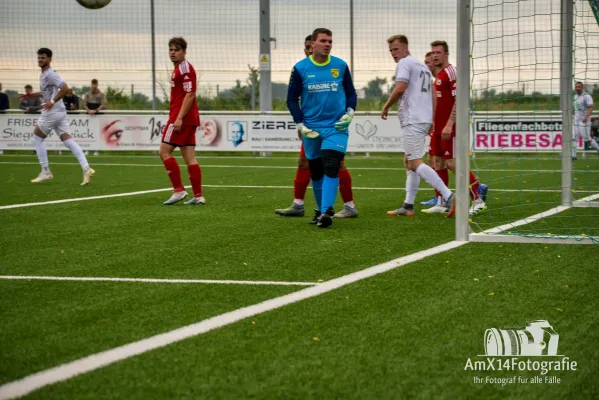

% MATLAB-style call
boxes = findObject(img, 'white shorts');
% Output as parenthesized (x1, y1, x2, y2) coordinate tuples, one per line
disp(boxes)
(36, 112, 70, 137)
(573, 122, 591, 141)
(402, 123, 431, 161)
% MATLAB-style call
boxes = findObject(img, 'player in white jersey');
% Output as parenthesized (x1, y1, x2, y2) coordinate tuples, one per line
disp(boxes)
(19, 48, 95, 185)
(380, 35, 455, 217)
(572, 81, 599, 159)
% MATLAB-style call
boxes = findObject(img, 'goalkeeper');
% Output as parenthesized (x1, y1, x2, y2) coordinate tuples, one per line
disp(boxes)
(286, 28, 357, 228)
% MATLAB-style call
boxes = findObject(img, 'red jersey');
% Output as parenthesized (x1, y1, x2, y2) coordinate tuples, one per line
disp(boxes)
(434, 64, 456, 135)
(169, 59, 200, 126)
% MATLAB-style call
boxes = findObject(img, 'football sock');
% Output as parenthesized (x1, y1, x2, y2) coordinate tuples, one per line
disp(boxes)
(187, 163, 203, 197)
(32, 135, 50, 172)
(311, 178, 323, 211)
(163, 157, 185, 192)
(294, 167, 311, 202)
(338, 168, 354, 203)
(405, 169, 420, 205)
(416, 163, 452, 200)
(321, 176, 339, 213)
(62, 138, 90, 171)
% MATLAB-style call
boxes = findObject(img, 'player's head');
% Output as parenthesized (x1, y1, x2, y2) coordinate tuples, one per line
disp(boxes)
(91, 79, 99, 92)
(24, 84, 33, 94)
(311, 28, 333, 58)
(304, 35, 313, 57)
(231, 122, 244, 146)
(37, 48, 52, 69)
(387, 35, 409, 63)
(575, 81, 584, 94)
(169, 37, 187, 64)
(66, 88, 74, 96)
(430, 40, 449, 68)
(424, 51, 434, 72)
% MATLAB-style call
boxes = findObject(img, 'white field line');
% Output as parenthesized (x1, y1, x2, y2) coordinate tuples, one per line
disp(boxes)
(0, 154, 586, 161)
(0, 240, 466, 400)
(1, 185, 597, 211)
(481, 193, 599, 234)
(1, 161, 597, 173)
(0, 276, 317, 286)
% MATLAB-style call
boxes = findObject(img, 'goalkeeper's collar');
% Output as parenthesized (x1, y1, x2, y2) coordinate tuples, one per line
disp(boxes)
(309, 55, 331, 67)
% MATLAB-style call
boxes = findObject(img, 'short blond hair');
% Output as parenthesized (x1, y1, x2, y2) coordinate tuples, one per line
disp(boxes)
(387, 35, 408, 45)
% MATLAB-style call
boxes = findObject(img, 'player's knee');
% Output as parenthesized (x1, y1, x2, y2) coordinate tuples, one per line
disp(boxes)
(322, 150, 344, 178)
(298, 156, 309, 169)
(308, 158, 324, 181)
(446, 159, 456, 171)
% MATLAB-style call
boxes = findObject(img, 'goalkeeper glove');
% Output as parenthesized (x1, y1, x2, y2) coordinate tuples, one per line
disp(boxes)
(297, 123, 320, 139)
(334, 107, 355, 131)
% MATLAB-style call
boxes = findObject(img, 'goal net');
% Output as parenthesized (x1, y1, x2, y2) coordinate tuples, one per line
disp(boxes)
(467, 0, 599, 244)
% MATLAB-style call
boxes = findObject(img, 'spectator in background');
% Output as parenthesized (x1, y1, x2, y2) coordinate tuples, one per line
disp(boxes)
(63, 88, 79, 112)
(0, 83, 9, 111)
(83, 79, 107, 114)
(20, 84, 42, 113)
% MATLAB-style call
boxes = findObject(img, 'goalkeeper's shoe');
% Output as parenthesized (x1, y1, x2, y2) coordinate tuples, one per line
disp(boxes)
(469, 198, 487, 216)
(184, 196, 206, 205)
(386, 207, 415, 217)
(334, 107, 355, 131)
(31, 171, 53, 183)
(477, 183, 488, 202)
(308, 209, 322, 224)
(81, 167, 95, 186)
(163, 191, 188, 205)
(420, 196, 438, 206)
(274, 203, 305, 217)
(297, 123, 320, 139)
(317, 207, 335, 228)
(333, 205, 358, 218)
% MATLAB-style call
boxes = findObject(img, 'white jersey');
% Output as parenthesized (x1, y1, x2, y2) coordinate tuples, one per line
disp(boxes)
(40, 68, 66, 115)
(395, 55, 433, 127)
(573, 92, 593, 123)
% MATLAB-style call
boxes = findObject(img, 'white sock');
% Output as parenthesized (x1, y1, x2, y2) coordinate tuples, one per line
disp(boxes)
(589, 139, 599, 151)
(32, 135, 50, 172)
(404, 170, 420, 205)
(62, 138, 89, 171)
(293, 199, 304, 206)
(416, 163, 452, 200)
(344, 200, 355, 208)
(572, 142, 577, 158)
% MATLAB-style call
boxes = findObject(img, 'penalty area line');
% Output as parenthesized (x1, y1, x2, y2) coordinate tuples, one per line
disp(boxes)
(0, 275, 318, 287)
(0, 240, 465, 400)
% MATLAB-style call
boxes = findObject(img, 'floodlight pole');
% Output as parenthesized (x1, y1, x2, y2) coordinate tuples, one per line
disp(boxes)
(560, 0, 574, 206)
(455, 0, 471, 242)
(259, 0, 272, 112)
(151, 0, 157, 110)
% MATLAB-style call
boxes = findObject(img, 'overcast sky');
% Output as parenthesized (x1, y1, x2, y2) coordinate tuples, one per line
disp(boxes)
(0, 0, 597, 99)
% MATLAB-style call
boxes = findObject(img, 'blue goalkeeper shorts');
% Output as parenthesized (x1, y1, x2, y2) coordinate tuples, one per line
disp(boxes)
(302, 127, 348, 160)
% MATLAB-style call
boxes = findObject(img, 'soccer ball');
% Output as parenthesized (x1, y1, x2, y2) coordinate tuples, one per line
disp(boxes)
(75, 0, 112, 10)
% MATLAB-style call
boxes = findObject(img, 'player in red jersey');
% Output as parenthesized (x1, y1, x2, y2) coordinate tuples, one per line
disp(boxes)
(422, 40, 486, 216)
(160, 37, 205, 205)
(274, 35, 358, 221)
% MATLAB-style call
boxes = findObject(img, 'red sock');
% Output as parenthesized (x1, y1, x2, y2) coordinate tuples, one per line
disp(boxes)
(438, 168, 449, 189)
(469, 171, 480, 200)
(188, 163, 203, 197)
(338, 168, 354, 203)
(294, 167, 311, 200)
(163, 157, 184, 192)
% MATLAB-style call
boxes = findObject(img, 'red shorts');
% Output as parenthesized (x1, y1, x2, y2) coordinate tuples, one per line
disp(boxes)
(299, 142, 306, 158)
(162, 122, 198, 147)
(429, 133, 455, 159)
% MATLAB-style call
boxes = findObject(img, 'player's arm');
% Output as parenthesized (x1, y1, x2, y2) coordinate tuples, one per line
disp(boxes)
(41, 81, 69, 111)
(442, 76, 457, 140)
(583, 97, 594, 122)
(381, 80, 407, 120)
(286, 67, 304, 125)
